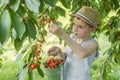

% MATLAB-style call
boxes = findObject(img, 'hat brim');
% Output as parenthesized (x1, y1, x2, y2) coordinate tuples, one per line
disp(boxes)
(70, 14, 98, 29)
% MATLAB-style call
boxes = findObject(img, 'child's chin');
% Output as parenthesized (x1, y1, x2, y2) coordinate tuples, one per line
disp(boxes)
(74, 35, 80, 38)
(76, 36, 84, 39)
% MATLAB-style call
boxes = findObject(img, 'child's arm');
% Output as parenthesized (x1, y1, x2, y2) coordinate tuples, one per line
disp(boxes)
(49, 23, 98, 59)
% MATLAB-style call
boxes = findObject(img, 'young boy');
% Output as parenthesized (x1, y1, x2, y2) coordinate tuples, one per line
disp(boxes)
(48, 6, 100, 80)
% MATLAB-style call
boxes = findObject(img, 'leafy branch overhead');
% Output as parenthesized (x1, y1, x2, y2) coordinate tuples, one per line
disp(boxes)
(0, 0, 68, 45)
(0, 0, 120, 80)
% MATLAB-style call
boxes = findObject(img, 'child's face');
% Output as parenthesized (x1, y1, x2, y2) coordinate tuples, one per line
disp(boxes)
(72, 17, 95, 39)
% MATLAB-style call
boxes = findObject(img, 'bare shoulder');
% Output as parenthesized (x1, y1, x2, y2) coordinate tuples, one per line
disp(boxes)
(87, 39, 98, 48)
(85, 39, 98, 56)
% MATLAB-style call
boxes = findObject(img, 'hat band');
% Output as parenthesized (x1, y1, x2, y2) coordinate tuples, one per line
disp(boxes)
(76, 12, 98, 27)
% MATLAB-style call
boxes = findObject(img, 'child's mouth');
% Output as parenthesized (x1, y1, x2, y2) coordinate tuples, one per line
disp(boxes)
(74, 33, 78, 36)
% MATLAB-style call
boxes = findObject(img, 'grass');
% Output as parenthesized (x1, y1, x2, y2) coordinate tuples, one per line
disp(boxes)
(0, 61, 21, 80)
(0, 60, 49, 80)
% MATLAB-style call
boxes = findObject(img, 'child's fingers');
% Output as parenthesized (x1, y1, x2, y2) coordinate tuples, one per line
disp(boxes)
(50, 22, 57, 29)
(47, 46, 56, 53)
(49, 22, 59, 34)
(49, 23, 55, 33)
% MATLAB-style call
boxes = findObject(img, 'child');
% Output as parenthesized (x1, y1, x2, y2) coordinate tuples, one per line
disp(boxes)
(49, 6, 100, 80)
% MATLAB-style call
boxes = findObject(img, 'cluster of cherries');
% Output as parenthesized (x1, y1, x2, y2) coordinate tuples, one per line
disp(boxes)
(37, 15, 55, 24)
(38, 18, 51, 24)
(43, 57, 64, 69)
(29, 40, 44, 70)
(24, 15, 54, 24)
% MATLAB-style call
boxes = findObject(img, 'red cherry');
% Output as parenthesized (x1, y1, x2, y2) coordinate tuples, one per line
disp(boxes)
(105, 6, 109, 11)
(46, 19, 51, 23)
(38, 44, 42, 49)
(37, 56, 42, 61)
(46, 15, 50, 19)
(38, 18, 43, 24)
(44, 65, 48, 68)
(24, 17, 29, 23)
(40, 39, 45, 43)
(51, 20, 55, 24)
(35, 50, 41, 55)
(48, 58, 55, 63)
(30, 63, 39, 69)
(44, 57, 64, 69)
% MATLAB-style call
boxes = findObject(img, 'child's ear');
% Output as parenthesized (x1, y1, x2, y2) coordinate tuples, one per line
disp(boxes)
(90, 27, 96, 33)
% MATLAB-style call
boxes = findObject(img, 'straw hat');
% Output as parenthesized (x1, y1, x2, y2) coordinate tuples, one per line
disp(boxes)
(71, 6, 100, 28)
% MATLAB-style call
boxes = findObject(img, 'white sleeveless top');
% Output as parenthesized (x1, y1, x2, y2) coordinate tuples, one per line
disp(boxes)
(61, 34, 100, 80)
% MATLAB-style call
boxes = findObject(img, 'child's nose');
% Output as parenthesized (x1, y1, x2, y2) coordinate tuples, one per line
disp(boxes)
(74, 26, 78, 31)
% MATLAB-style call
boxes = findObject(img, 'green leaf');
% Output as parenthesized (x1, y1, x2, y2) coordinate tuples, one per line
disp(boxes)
(55, 6, 66, 16)
(114, 54, 120, 66)
(0, 58, 3, 68)
(28, 70, 34, 80)
(0, 0, 9, 12)
(0, 1, 5, 11)
(18, 66, 28, 80)
(0, 10, 11, 44)
(48, 9, 58, 20)
(15, 53, 24, 62)
(11, 12, 26, 39)
(39, 0, 45, 12)
(14, 38, 23, 51)
(0, 0, 9, 5)
(37, 67, 44, 77)
(11, 28, 17, 40)
(59, 0, 70, 9)
(9, 0, 20, 12)
(72, 0, 80, 5)
(0, 43, 2, 50)
(113, 0, 119, 10)
(102, 65, 107, 79)
(23, 63, 28, 69)
(26, 20, 36, 39)
(42, 29, 47, 36)
(25, 0, 40, 13)
(17, 5, 28, 19)
(44, 0, 57, 7)
(0, 0, 9, 11)
(116, 68, 120, 79)
(19, 45, 29, 54)
(21, 46, 32, 61)
(27, 52, 34, 62)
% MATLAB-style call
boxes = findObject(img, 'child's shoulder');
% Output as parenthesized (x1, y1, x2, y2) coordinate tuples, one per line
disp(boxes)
(87, 39, 98, 47)
(85, 39, 99, 54)
(90, 39, 98, 45)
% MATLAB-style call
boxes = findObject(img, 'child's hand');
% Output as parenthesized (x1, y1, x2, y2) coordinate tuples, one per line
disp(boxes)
(49, 22, 65, 37)
(47, 46, 62, 57)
